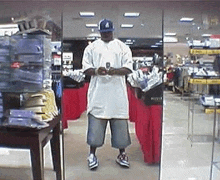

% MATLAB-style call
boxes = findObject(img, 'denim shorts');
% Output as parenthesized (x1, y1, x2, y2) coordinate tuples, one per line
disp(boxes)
(87, 113, 131, 149)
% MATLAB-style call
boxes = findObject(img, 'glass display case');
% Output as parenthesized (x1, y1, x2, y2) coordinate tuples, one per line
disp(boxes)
(0, 34, 52, 92)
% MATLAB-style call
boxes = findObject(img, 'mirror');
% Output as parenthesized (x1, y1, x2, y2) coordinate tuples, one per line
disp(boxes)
(0, 1, 163, 180)
(62, 1, 163, 180)
(161, 1, 220, 179)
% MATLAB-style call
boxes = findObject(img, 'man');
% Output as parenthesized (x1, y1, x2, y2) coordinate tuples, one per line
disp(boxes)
(82, 19, 133, 170)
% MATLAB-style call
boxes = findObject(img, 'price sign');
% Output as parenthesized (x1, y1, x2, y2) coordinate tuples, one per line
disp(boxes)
(53, 54, 61, 65)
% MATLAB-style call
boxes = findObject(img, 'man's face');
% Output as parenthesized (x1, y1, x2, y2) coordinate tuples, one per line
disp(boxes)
(100, 31, 113, 42)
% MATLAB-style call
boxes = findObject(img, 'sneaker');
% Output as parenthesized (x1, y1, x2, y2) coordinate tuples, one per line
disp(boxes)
(116, 152, 130, 168)
(87, 154, 99, 170)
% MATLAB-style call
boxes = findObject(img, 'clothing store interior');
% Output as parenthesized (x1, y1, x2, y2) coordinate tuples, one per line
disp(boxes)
(0, 1, 220, 180)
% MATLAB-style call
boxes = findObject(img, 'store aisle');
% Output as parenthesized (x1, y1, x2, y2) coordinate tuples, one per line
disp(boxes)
(64, 112, 160, 180)
(5, 90, 220, 179)
(160, 90, 220, 180)
(0, 111, 160, 180)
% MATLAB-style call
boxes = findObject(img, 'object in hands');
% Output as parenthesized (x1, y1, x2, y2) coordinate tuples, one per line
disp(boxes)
(106, 62, 110, 70)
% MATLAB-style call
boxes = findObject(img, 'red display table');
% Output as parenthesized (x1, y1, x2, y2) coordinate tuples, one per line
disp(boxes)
(62, 83, 162, 164)
(61, 83, 88, 129)
(127, 86, 162, 164)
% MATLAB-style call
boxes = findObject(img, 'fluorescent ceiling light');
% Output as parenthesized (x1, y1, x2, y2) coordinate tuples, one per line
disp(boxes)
(164, 36, 178, 43)
(202, 34, 212, 37)
(121, 24, 134, 28)
(165, 33, 176, 36)
(151, 45, 158, 48)
(156, 42, 162, 45)
(125, 42, 133, 45)
(79, 12, 95, 17)
(0, 24, 18, 29)
(124, 12, 140, 17)
(87, 33, 100, 37)
(86, 24, 98, 28)
(180, 17, 194, 22)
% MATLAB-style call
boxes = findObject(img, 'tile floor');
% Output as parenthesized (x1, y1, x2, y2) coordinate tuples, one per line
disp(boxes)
(63, 112, 160, 180)
(0, 111, 160, 180)
(1, 90, 220, 179)
(160, 90, 220, 180)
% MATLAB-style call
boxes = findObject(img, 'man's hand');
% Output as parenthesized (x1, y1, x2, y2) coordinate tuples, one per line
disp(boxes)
(108, 67, 132, 76)
(108, 67, 116, 75)
(97, 67, 108, 75)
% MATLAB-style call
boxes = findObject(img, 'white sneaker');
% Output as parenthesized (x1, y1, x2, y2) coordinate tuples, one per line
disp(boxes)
(116, 152, 130, 168)
(87, 154, 99, 170)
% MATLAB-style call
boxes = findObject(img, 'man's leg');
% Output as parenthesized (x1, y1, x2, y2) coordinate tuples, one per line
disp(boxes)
(119, 148, 125, 154)
(87, 147, 98, 170)
(87, 113, 108, 169)
(90, 146, 97, 155)
(110, 119, 131, 167)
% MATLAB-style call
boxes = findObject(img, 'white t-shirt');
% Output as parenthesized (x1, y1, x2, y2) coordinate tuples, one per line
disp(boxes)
(82, 38, 133, 119)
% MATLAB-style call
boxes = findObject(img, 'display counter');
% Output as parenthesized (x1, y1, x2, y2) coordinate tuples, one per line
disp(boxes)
(127, 85, 162, 164)
(61, 83, 88, 129)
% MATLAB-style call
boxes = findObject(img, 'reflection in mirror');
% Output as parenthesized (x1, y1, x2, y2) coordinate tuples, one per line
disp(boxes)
(62, 2, 162, 180)
(161, 1, 220, 179)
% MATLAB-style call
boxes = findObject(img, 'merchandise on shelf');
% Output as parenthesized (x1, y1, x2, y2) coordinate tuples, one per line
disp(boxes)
(63, 69, 85, 83)
(22, 89, 58, 122)
(127, 65, 163, 105)
(0, 92, 2, 119)
(0, 34, 52, 92)
(3, 109, 49, 128)
(0, 36, 11, 90)
(199, 95, 220, 107)
(188, 38, 220, 49)
(127, 66, 163, 92)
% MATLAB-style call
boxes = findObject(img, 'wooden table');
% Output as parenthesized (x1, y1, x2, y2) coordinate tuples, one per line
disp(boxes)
(0, 115, 63, 180)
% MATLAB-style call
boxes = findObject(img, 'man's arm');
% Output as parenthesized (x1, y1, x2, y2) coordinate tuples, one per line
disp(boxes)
(108, 67, 132, 76)
(84, 67, 108, 76)
(84, 68, 96, 76)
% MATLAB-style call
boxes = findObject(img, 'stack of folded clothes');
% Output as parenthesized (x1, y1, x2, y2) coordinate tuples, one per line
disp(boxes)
(3, 109, 49, 129)
(10, 34, 52, 92)
(0, 36, 11, 91)
(199, 95, 220, 107)
(22, 89, 58, 122)
(0, 92, 3, 119)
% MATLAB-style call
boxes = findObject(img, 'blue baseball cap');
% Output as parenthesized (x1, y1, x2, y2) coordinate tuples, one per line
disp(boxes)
(98, 19, 114, 32)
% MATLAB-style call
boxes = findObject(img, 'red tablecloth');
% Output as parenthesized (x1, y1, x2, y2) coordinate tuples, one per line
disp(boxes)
(61, 83, 88, 129)
(62, 83, 162, 164)
(127, 86, 162, 164)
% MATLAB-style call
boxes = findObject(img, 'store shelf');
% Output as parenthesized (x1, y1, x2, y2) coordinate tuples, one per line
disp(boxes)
(189, 78, 208, 84)
(207, 79, 220, 84)
(188, 134, 213, 143)
(189, 78, 220, 85)
(187, 87, 216, 145)
(205, 108, 220, 114)
(190, 49, 220, 55)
